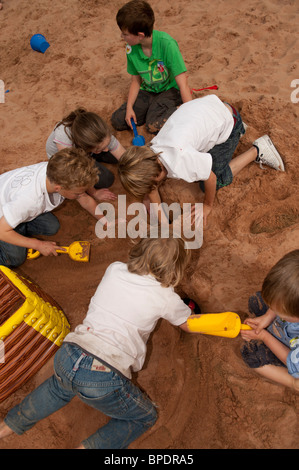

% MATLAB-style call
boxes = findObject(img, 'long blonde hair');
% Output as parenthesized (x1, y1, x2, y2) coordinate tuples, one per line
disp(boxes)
(128, 235, 190, 287)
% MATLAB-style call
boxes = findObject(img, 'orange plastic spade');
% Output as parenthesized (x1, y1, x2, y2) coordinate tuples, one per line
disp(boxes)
(27, 241, 90, 262)
(187, 311, 252, 338)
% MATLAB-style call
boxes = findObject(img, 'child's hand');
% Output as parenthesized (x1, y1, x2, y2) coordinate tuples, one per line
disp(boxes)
(125, 109, 136, 129)
(240, 316, 270, 342)
(244, 310, 275, 334)
(35, 240, 60, 257)
(202, 204, 212, 226)
(240, 326, 265, 342)
(93, 188, 117, 202)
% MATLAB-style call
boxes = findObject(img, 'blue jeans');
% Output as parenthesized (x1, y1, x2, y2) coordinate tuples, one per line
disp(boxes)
(0, 212, 60, 268)
(4, 343, 157, 449)
(200, 107, 246, 191)
(241, 292, 285, 369)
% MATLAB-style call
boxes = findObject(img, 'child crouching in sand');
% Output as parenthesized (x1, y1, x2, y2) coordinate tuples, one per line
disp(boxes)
(46, 108, 126, 202)
(0, 148, 103, 268)
(0, 235, 202, 449)
(241, 250, 299, 391)
(118, 95, 285, 226)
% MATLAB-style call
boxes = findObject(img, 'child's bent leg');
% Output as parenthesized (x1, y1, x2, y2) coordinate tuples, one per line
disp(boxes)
(0, 241, 27, 268)
(146, 88, 182, 133)
(229, 147, 258, 177)
(207, 112, 245, 190)
(4, 373, 75, 435)
(255, 364, 299, 390)
(81, 379, 157, 449)
(25, 213, 60, 237)
(248, 291, 269, 317)
(111, 91, 151, 131)
(93, 162, 115, 188)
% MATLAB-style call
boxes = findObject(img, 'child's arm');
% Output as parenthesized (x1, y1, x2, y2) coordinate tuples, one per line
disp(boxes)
(175, 72, 192, 103)
(110, 142, 126, 160)
(125, 75, 142, 128)
(77, 193, 111, 222)
(202, 171, 217, 225)
(244, 308, 277, 334)
(147, 187, 171, 225)
(0, 216, 59, 256)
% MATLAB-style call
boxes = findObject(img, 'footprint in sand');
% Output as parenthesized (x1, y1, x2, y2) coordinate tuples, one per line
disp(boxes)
(250, 207, 299, 234)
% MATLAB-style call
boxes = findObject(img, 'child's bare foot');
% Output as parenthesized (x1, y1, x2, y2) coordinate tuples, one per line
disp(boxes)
(0, 421, 13, 439)
(0, 3, 3, 10)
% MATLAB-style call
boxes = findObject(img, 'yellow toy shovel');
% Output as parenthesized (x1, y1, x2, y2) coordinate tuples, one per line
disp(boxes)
(27, 241, 90, 263)
(187, 312, 252, 338)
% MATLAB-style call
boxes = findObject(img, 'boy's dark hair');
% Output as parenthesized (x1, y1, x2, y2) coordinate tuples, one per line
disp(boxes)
(262, 249, 299, 318)
(116, 0, 155, 37)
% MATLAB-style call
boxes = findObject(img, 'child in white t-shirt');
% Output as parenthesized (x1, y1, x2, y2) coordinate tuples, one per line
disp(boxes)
(0, 235, 200, 449)
(0, 148, 100, 268)
(118, 95, 285, 226)
(46, 108, 126, 202)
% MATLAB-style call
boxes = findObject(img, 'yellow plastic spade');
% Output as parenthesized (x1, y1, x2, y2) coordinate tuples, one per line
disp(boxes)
(27, 241, 90, 263)
(187, 311, 252, 338)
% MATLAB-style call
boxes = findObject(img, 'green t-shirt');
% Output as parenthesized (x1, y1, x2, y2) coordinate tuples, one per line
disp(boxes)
(126, 30, 187, 93)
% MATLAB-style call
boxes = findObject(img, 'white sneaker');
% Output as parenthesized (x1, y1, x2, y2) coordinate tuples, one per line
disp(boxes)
(253, 135, 285, 171)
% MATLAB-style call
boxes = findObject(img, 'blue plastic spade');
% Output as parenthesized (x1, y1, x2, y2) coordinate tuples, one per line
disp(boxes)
(131, 118, 145, 146)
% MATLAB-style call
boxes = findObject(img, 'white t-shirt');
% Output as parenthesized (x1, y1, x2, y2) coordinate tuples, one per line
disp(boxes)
(150, 95, 234, 182)
(46, 123, 120, 158)
(0, 163, 64, 228)
(64, 261, 190, 378)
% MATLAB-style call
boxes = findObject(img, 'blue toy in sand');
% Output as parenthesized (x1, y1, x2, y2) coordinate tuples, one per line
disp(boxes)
(131, 118, 145, 146)
(30, 34, 50, 53)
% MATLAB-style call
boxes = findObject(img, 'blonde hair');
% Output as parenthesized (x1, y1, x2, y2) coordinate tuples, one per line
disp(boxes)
(56, 108, 110, 152)
(118, 146, 162, 199)
(127, 235, 190, 287)
(262, 249, 299, 318)
(47, 148, 100, 189)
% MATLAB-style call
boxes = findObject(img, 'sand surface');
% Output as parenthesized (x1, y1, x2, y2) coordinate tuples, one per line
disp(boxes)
(0, 0, 299, 450)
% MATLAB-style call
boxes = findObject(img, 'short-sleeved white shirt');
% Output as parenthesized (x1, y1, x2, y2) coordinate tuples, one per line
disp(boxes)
(150, 95, 234, 182)
(46, 124, 120, 158)
(0, 163, 64, 228)
(64, 262, 190, 378)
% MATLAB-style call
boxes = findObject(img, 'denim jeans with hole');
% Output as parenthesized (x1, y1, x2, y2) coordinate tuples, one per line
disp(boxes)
(0, 212, 60, 268)
(4, 343, 158, 449)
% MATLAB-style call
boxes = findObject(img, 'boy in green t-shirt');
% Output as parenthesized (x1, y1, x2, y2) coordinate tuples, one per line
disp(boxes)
(111, 0, 192, 134)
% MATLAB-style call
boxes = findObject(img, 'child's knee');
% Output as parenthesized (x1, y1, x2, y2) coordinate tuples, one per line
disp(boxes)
(95, 171, 115, 189)
(111, 107, 129, 131)
(2, 247, 27, 268)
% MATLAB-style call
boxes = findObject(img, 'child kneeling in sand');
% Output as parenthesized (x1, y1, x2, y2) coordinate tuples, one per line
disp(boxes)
(111, 0, 192, 134)
(0, 148, 102, 268)
(46, 108, 126, 202)
(241, 250, 299, 391)
(0, 235, 201, 449)
(118, 95, 285, 226)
